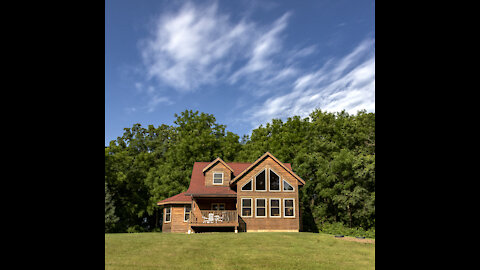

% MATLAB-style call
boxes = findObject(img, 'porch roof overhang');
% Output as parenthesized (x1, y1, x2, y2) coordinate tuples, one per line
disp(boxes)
(186, 193, 237, 198)
(156, 192, 192, 206)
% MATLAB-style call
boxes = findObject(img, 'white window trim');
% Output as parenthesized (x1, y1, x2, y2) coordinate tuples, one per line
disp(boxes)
(165, 207, 171, 223)
(269, 198, 281, 218)
(283, 198, 295, 218)
(241, 179, 253, 191)
(241, 198, 253, 218)
(211, 203, 226, 210)
(268, 168, 281, 192)
(254, 169, 267, 192)
(255, 198, 267, 218)
(282, 179, 295, 192)
(212, 172, 224, 185)
(184, 205, 191, 222)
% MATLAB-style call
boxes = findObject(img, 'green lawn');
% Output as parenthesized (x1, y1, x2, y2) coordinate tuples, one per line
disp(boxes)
(105, 232, 375, 270)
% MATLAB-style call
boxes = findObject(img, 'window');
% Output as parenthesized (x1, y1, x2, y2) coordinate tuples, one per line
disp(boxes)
(241, 198, 252, 217)
(283, 180, 294, 191)
(255, 198, 266, 217)
(165, 207, 171, 223)
(213, 172, 223, 185)
(284, 199, 295, 218)
(269, 169, 280, 191)
(211, 203, 225, 210)
(241, 179, 252, 191)
(255, 169, 266, 191)
(269, 198, 281, 218)
(184, 205, 191, 222)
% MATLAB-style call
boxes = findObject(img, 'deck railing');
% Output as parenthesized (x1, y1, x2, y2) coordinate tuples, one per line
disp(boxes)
(190, 210, 238, 225)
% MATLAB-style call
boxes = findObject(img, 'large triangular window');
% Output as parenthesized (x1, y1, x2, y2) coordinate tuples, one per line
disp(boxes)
(283, 180, 294, 191)
(241, 179, 252, 191)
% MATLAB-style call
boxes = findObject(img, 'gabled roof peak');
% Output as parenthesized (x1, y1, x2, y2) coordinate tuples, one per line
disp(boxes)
(202, 157, 234, 174)
(229, 152, 305, 186)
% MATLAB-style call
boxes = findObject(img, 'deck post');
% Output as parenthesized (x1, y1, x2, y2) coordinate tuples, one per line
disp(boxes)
(235, 226, 238, 233)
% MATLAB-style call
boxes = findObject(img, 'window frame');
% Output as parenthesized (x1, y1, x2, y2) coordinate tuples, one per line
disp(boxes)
(241, 198, 253, 218)
(282, 179, 295, 192)
(268, 168, 281, 192)
(165, 207, 171, 223)
(241, 179, 253, 191)
(269, 198, 281, 218)
(255, 198, 267, 218)
(184, 205, 191, 222)
(254, 169, 267, 192)
(212, 172, 224, 185)
(211, 203, 225, 210)
(283, 198, 295, 218)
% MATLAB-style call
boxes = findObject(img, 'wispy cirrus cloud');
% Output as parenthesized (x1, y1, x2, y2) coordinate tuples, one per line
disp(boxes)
(139, 1, 303, 94)
(244, 38, 375, 128)
(140, 1, 249, 91)
(136, 1, 374, 122)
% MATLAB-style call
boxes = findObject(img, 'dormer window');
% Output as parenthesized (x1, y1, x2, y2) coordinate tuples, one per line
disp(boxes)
(213, 172, 223, 185)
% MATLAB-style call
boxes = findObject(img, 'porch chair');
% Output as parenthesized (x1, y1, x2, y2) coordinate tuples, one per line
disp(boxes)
(202, 215, 209, 223)
(208, 213, 214, 223)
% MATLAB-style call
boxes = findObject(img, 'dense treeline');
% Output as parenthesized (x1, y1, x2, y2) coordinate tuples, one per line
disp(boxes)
(105, 109, 375, 235)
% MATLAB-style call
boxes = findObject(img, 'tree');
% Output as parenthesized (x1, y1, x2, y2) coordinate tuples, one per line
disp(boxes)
(105, 181, 119, 232)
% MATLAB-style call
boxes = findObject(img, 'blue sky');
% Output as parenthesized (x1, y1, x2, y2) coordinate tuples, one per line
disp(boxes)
(105, 0, 375, 145)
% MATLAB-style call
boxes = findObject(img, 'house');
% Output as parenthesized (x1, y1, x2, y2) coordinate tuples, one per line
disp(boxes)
(157, 152, 305, 233)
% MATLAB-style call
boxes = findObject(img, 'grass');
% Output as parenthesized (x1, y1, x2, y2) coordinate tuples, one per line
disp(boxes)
(105, 232, 374, 270)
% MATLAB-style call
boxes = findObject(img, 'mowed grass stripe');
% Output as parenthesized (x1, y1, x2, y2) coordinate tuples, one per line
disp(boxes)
(105, 232, 374, 270)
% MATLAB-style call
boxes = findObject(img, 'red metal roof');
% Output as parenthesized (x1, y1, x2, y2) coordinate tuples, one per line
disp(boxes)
(157, 192, 192, 205)
(157, 160, 293, 204)
(184, 161, 291, 196)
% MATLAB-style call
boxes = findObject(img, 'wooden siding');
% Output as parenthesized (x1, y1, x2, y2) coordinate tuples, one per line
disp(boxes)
(236, 156, 300, 232)
(204, 162, 232, 187)
(162, 204, 190, 233)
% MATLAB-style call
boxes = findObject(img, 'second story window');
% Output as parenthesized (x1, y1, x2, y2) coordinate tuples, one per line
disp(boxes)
(241, 179, 252, 191)
(213, 172, 223, 185)
(255, 169, 266, 191)
(269, 169, 280, 191)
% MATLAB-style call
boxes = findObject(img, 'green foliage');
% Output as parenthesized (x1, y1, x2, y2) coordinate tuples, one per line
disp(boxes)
(127, 225, 146, 233)
(105, 181, 119, 233)
(318, 222, 375, 239)
(105, 109, 375, 233)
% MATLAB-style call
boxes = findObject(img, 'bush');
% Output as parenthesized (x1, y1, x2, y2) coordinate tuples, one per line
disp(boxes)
(318, 222, 375, 238)
(127, 225, 145, 233)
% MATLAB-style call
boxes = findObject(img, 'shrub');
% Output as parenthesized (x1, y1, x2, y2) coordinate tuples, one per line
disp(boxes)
(127, 225, 145, 233)
(318, 222, 375, 238)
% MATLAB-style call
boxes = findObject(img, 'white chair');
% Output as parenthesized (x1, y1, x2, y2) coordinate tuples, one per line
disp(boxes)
(202, 216, 209, 223)
(208, 213, 214, 223)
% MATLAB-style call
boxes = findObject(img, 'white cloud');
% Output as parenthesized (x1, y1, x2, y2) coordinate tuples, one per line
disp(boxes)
(140, 1, 250, 91)
(146, 94, 173, 113)
(244, 38, 375, 128)
(139, 1, 302, 94)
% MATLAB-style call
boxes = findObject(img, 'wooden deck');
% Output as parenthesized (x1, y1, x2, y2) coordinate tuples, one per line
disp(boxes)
(190, 210, 238, 227)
